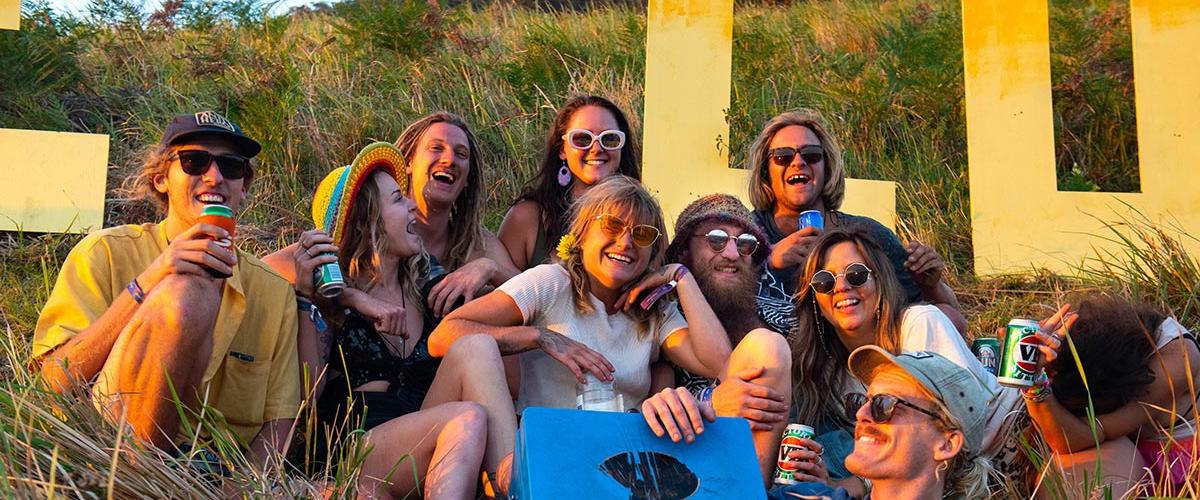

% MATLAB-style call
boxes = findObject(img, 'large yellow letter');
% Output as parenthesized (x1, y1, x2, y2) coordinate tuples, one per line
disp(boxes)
(642, 0, 897, 233)
(1, 0, 110, 234)
(1, 0, 17, 30)
(963, 0, 1200, 275)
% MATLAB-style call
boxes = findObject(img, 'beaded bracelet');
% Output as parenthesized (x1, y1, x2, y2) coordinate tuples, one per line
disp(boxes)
(126, 278, 147, 304)
(697, 384, 715, 403)
(1022, 372, 1052, 403)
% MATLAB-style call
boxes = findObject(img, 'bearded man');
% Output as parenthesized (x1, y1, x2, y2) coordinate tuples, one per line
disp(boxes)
(659, 193, 793, 486)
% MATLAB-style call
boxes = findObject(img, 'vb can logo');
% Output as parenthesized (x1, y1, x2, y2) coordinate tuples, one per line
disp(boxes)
(1015, 329, 1040, 374)
(194, 111, 237, 132)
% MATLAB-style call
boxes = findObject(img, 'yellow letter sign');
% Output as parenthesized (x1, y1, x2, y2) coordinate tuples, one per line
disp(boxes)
(642, 0, 898, 235)
(645, 0, 1200, 275)
(1, 0, 17, 30)
(964, 0, 1200, 275)
(1, 0, 110, 234)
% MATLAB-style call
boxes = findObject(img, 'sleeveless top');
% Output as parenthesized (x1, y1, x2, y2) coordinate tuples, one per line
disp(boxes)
(530, 214, 551, 268)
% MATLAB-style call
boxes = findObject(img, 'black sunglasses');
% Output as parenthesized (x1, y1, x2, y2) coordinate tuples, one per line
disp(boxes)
(768, 145, 824, 167)
(809, 263, 872, 294)
(843, 392, 946, 425)
(697, 229, 759, 256)
(172, 150, 251, 180)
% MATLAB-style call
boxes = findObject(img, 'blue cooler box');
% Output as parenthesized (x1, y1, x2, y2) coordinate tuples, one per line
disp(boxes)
(511, 407, 766, 499)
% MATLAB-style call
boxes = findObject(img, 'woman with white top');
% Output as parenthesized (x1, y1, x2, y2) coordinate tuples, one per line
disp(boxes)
(430, 175, 731, 415)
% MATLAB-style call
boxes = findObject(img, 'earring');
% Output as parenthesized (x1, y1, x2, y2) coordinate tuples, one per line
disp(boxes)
(814, 298, 834, 360)
(557, 160, 572, 187)
(935, 460, 949, 481)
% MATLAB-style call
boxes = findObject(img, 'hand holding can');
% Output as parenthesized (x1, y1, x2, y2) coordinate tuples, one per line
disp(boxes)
(798, 210, 825, 232)
(197, 204, 236, 278)
(774, 424, 817, 485)
(997, 319, 1041, 388)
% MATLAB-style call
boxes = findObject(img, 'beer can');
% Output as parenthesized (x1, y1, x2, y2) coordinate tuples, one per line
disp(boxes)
(972, 338, 1001, 376)
(197, 204, 235, 278)
(798, 210, 824, 232)
(314, 258, 345, 298)
(998, 319, 1041, 387)
(774, 423, 816, 485)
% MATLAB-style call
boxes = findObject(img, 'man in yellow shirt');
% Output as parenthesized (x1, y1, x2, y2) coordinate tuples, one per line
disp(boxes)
(32, 111, 300, 468)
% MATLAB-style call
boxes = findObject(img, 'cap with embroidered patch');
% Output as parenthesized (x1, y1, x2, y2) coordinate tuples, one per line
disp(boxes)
(160, 111, 262, 157)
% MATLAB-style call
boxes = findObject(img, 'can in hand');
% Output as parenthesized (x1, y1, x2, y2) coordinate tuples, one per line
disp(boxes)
(998, 318, 1041, 387)
(774, 423, 816, 485)
(798, 210, 824, 232)
(972, 338, 1001, 376)
(314, 258, 345, 298)
(197, 204, 235, 278)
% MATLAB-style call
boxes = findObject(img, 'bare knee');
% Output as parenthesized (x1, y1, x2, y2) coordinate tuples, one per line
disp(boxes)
(445, 334, 502, 365)
(141, 275, 222, 331)
(731, 329, 791, 372)
(443, 402, 488, 440)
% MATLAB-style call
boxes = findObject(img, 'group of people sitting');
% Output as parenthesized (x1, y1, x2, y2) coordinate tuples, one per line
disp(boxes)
(30, 100, 1197, 499)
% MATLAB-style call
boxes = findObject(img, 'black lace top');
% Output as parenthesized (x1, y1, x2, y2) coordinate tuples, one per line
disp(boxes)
(331, 307, 440, 398)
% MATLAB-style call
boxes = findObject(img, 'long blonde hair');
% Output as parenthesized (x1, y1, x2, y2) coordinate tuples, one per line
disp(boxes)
(394, 112, 484, 270)
(558, 176, 667, 340)
(746, 108, 846, 212)
(339, 171, 427, 315)
(792, 229, 908, 425)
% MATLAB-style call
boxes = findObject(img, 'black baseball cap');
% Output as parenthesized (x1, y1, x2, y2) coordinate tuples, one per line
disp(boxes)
(159, 111, 262, 157)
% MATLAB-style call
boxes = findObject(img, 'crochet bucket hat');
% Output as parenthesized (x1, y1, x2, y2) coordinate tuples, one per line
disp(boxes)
(311, 142, 408, 246)
(665, 193, 770, 266)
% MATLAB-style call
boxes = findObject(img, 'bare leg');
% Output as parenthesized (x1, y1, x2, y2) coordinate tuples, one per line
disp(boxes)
(720, 329, 792, 486)
(92, 274, 222, 449)
(502, 354, 521, 401)
(1037, 437, 1149, 500)
(423, 335, 518, 474)
(358, 401, 487, 500)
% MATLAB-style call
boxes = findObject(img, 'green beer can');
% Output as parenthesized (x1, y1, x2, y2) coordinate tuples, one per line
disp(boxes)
(971, 338, 1001, 376)
(314, 258, 345, 298)
(774, 423, 816, 485)
(998, 318, 1041, 387)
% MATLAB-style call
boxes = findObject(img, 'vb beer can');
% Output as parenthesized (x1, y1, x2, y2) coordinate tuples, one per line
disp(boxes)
(798, 210, 825, 232)
(998, 319, 1041, 387)
(197, 204, 235, 278)
(774, 424, 816, 485)
(972, 338, 1001, 376)
(314, 258, 345, 298)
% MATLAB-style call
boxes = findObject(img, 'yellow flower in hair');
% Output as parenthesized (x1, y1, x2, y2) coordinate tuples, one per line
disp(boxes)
(556, 233, 577, 261)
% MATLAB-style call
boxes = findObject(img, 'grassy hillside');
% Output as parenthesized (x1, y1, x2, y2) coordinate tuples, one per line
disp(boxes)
(1, 0, 1195, 497)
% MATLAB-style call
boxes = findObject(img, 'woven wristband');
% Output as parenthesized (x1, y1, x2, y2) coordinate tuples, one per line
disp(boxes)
(126, 278, 147, 304)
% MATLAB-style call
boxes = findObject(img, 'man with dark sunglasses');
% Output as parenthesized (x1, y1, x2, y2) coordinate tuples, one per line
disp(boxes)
(766, 346, 993, 499)
(661, 193, 793, 486)
(744, 109, 968, 336)
(32, 111, 300, 471)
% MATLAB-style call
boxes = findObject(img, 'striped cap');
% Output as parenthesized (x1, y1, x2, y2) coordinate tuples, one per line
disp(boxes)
(311, 142, 408, 246)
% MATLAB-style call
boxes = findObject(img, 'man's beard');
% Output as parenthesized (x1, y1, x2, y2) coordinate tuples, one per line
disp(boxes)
(692, 260, 764, 342)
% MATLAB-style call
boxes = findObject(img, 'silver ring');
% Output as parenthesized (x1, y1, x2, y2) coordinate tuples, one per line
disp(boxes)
(303, 247, 312, 258)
